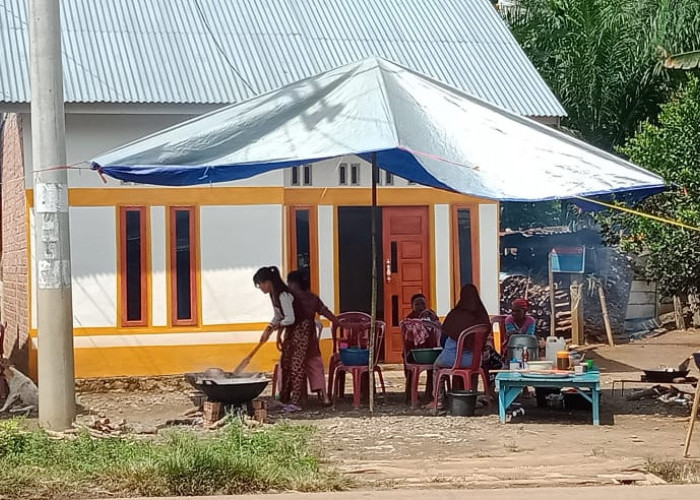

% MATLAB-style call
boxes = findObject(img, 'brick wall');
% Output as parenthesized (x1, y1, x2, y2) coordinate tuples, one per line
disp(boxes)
(1, 114, 29, 371)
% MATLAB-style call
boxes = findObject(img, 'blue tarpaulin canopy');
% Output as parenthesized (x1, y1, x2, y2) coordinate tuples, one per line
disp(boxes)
(91, 57, 664, 202)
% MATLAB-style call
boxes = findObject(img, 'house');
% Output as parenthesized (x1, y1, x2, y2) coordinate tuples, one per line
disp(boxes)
(0, 0, 565, 377)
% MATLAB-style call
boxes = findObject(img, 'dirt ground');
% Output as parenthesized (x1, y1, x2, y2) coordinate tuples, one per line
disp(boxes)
(74, 330, 700, 489)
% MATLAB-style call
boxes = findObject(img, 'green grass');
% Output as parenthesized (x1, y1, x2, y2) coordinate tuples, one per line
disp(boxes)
(0, 419, 346, 499)
(646, 458, 700, 484)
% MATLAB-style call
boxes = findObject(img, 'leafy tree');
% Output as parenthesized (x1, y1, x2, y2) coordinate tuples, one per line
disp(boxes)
(506, 0, 700, 151)
(599, 77, 700, 296)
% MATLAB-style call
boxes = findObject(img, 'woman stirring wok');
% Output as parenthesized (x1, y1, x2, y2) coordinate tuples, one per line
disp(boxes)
(254, 266, 315, 412)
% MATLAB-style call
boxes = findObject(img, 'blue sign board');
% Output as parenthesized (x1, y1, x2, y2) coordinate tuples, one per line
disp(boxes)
(550, 246, 586, 273)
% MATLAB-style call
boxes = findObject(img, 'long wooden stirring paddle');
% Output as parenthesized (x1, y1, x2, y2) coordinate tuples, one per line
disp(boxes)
(233, 340, 266, 375)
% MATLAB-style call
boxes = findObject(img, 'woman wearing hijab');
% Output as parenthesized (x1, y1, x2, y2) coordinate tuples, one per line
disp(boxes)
(436, 284, 491, 368)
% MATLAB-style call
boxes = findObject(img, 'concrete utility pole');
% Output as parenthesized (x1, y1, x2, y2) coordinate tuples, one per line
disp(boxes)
(29, 0, 76, 429)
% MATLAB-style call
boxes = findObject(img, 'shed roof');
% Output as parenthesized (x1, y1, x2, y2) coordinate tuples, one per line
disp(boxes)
(0, 0, 566, 117)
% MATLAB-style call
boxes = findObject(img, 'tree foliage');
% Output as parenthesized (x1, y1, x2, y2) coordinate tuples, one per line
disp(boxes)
(599, 77, 700, 296)
(506, 0, 700, 151)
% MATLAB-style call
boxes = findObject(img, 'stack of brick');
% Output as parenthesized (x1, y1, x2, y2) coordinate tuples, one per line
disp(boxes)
(0, 115, 29, 372)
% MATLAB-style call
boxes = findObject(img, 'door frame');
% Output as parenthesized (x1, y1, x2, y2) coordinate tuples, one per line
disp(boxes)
(382, 205, 432, 363)
(451, 204, 480, 304)
(287, 205, 320, 294)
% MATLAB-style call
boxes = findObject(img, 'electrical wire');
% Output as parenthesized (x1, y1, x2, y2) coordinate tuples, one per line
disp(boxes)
(192, 0, 258, 96)
(575, 196, 700, 232)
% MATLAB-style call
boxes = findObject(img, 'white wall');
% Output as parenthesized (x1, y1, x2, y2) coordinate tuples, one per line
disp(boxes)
(30, 207, 118, 328)
(199, 205, 284, 324)
(21, 113, 284, 189)
(150, 207, 168, 326)
(434, 205, 452, 316)
(285, 156, 413, 188)
(478, 204, 500, 314)
(69, 207, 118, 327)
(317, 205, 335, 312)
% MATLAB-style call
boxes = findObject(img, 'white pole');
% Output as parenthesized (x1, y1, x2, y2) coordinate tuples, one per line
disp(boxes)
(29, 0, 76, 429)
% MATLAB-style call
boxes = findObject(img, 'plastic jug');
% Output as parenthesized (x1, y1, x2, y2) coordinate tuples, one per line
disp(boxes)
(545, 336, 567, 363)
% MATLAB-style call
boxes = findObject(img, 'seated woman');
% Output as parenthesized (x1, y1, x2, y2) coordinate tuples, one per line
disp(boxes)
(505, 298, 536, 335)
(403, 293, 443, 350)
(406, 294, 440, 322)
(436, 284, 490, 369)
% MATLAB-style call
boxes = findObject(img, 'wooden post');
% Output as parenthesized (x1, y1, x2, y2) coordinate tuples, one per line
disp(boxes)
(570, 280, 583, 345)
(597, 279, 615, 347)
(689, 293, 700, 328)
(683, 382, 700, 458)
(674, 295, 686, 331)
(549, 252, 556, 338)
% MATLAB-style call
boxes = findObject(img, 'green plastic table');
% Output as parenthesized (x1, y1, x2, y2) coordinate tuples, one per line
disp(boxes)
(495, 371, 601, 425)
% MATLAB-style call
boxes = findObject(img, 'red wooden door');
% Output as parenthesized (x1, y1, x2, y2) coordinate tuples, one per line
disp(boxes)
(382, 207, 431, 363)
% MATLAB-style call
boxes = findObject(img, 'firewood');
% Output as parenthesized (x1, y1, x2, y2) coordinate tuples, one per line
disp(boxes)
(208, 415, 229, 430)
(627, 385, 666, 401)
(182, 407, 203, 417)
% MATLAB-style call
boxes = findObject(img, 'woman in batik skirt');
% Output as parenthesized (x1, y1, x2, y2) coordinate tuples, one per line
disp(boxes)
(254, 266, 315, 412)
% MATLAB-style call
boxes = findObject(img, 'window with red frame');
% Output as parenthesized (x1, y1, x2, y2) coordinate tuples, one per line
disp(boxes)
(169, 206, 198, 326)
(120, 207, 148, 326)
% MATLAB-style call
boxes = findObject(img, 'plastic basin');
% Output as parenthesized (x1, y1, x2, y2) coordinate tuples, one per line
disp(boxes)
(411, 347, 442, 364)
(527, 361, 553, 371)
(340, 347, 370, 366)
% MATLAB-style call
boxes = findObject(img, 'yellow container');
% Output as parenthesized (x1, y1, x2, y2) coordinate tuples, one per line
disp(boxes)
(493, 322, 502, 355)
(556, 351, 570, 371)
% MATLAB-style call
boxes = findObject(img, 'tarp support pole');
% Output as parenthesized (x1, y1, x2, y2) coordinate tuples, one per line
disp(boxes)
(369, 152, 378, 414)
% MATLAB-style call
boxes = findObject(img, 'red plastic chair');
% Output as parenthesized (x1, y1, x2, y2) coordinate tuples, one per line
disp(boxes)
(331, 320, 386, 409)
(327, 312, 372, 397)
(271, 320, 324, 399)
(432, 324, 492, 409)
(401, 319, 441, 408)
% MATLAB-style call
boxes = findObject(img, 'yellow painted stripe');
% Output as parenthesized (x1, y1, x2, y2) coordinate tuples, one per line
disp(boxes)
(284, 187, 496, 206)
(26, 187, 497, 208)
(30, 337, 333, 379)
(71, 329, 334, 348)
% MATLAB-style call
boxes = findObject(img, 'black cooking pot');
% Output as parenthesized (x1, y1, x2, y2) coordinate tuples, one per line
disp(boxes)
(185, 372, 269, 406)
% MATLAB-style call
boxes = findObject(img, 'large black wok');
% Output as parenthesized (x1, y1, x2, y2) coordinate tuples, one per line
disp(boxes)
(643, 369, 690, 383)
(185, 371, 269, 406)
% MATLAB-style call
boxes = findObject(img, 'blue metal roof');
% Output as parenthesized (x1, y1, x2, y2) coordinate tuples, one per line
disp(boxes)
(0, 0, 566, 117)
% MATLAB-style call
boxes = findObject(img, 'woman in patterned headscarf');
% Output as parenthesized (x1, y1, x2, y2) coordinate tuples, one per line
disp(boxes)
(505, 298, 536, 335)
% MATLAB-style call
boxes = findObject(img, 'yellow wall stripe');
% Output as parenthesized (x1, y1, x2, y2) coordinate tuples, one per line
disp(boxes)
(30, 338, 333, 379)
(26, 186, 497, 207)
